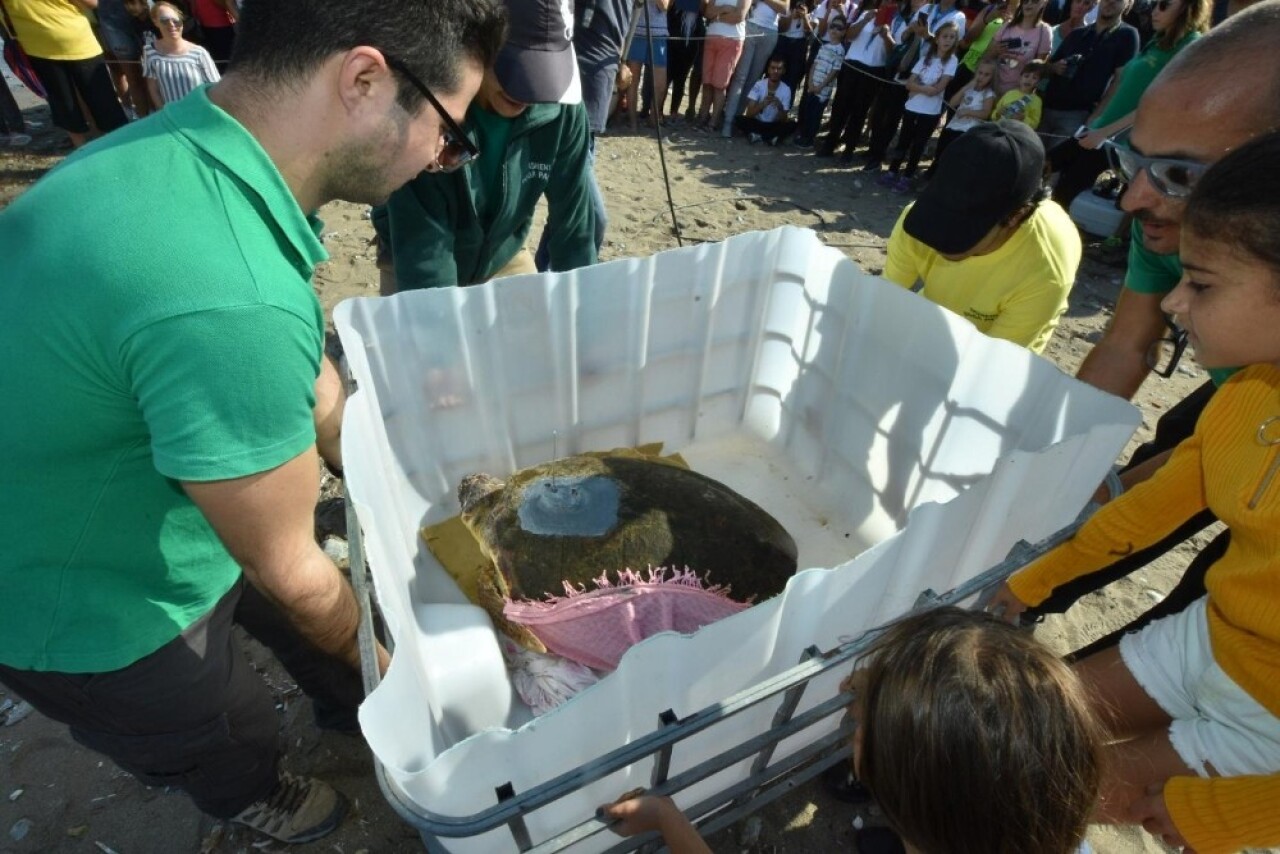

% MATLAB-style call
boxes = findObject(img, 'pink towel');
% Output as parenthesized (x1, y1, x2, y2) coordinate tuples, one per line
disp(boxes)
(503, 567, 749, 671)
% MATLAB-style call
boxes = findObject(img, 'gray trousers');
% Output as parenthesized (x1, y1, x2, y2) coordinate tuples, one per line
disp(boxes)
(0, 578, 363, 818)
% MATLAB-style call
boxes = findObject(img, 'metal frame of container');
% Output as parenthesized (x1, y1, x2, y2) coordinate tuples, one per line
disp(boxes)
(345, 468, 1117, 853)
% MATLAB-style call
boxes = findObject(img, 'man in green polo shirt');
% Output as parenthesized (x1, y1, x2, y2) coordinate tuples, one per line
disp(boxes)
(1007, 1, 1280, 651)
(0, 0, 505, 844)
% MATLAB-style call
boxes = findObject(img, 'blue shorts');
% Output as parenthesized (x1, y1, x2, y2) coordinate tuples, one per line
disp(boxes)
(627, 35, 669, 68)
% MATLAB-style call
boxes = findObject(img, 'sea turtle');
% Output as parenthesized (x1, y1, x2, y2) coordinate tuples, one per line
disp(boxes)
(458, 453, 799, 651)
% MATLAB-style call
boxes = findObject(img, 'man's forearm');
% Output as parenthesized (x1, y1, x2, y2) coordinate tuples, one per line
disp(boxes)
(244, 546, 365, 670)
(1075, 339, 1151, 399)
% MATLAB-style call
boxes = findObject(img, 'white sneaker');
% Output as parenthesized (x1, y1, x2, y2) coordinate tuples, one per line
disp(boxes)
(748, 133, 762, 145)
(5, 133, 31, 147)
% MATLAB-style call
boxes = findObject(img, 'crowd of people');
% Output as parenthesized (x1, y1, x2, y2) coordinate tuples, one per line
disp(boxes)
(0, 0, 1278, 851)
(0, 0, 231, 147)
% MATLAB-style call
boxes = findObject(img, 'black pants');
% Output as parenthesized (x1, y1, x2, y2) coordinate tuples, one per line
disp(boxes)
(864, 79, 909, 164)
(819, 62, 885, 155)
(926, 127, 964, 176)
(667, 11, 704, 116)
(889, 109, 941, 176)
(0, 76, 25, 134)
(1050, 138, 1111, 207)
(735, 114, 798, 142)
(196, 24, 236, 66)
(0, 578, 363, 818)
(1023, 381, 1220, 660)
(26, 53, 126, 135)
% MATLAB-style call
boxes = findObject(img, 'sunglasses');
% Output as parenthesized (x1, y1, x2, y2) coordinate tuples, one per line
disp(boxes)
(1154, 0, 1177, 9)
(1101, 131, 1208, 199)
(157, 16, 183, 25)
(382, 54, 479, 173)
(1145, 315, 1190, 378)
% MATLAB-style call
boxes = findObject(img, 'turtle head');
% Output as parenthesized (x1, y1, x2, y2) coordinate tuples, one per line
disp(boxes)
(458, 472, 505, 517)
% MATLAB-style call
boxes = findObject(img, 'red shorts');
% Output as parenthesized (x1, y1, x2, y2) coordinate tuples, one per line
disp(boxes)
(702, 35, 744, 91)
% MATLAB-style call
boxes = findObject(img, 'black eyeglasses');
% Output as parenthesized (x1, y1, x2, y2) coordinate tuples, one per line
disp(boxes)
(1154, 0, 1176, 9)
(382, 54, 479, 173)
(1145, 314, 1190, 378)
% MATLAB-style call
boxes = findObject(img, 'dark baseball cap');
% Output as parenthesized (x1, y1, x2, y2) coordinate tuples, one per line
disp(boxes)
(493, 0, 582, 105)
(904, 121, 1046, 256)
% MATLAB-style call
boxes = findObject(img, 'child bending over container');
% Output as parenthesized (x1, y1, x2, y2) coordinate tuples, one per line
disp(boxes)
(601, 606, 1105, 853)
(990, 129, 1280, 853)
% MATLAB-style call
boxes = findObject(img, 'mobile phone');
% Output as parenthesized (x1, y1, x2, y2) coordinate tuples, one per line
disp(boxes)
(1000, 36, 1023, 48)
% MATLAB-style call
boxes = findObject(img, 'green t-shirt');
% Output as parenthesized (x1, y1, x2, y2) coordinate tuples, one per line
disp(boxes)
(1090, 31, 1199, 129)
(0, 86, 328, 672)
(1123, 219, 1235, 387)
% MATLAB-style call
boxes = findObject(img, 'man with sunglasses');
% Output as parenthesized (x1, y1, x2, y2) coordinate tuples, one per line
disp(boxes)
(374, 0, 597, 293)
(0, 0, 505, 845)
(1014, 0, 1280, 653)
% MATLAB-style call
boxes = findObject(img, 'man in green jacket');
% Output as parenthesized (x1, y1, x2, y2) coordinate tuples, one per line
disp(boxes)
(375, 0, 598, 292)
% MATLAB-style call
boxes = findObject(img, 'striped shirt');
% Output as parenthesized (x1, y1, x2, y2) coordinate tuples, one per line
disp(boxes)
(142, 42, 220, 105)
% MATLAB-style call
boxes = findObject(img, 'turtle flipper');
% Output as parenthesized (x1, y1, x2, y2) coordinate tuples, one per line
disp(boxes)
(477, 560, 548, 653)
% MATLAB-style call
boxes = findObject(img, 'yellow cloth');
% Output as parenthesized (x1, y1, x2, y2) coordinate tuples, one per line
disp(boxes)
(883, 202, 1080, 354)
(990, 89, 1043, 129)
(4, 0, 101, 60)
(1008, 364, 1280, 854)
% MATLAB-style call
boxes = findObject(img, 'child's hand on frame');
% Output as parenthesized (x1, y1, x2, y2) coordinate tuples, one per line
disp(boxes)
(1128, 783, 1196, 854)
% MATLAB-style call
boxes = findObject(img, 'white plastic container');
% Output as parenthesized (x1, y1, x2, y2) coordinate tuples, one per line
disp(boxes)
(335, 227, 1139, 852)
(1070, 188, 1126, 237)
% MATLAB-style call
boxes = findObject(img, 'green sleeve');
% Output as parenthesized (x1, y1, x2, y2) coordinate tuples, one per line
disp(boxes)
(544, 103, 598, 273)
(122, 305, 320, 482)
(1123, 218, 1182, 295)
(384, 174, 463, 290)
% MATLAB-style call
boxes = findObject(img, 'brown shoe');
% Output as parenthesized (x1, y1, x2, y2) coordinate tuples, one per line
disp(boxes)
(233, 771, 348, 844)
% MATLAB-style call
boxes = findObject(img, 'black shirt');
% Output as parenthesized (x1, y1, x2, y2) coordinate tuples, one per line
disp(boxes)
(1043, 21, 1140, 112)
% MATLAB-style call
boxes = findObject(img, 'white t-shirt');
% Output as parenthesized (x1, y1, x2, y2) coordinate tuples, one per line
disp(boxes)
(748, 0, 782, 29)
(946, 85, 995, 132)
(921, 3, 968, 39)
(844, 9, 891, 65)
(746, 78, 793, 122)
(707, 0, 748, 38)
(903, 52, 958, 114)
(780, 7, 810, 38)
(814, 0, 859, 42)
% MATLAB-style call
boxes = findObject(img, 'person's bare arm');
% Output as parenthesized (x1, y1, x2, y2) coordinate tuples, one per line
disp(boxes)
(601, 795, 712, 854)
(183, 448, 390, 675)
(147, 77, 164, 108)
(68, 0, 98, 10)
(1075, 288, 1167, 399)
(760, 0, 789, 12)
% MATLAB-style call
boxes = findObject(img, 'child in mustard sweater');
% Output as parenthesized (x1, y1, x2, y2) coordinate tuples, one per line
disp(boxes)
(990, 130, 1280, 854)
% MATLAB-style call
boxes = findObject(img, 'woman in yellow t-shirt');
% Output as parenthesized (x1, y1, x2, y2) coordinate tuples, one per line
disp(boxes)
(3, 0, 127, 145)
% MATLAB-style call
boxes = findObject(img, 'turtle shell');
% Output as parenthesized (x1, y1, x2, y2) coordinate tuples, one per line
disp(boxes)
(459, 454, 798, 605)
